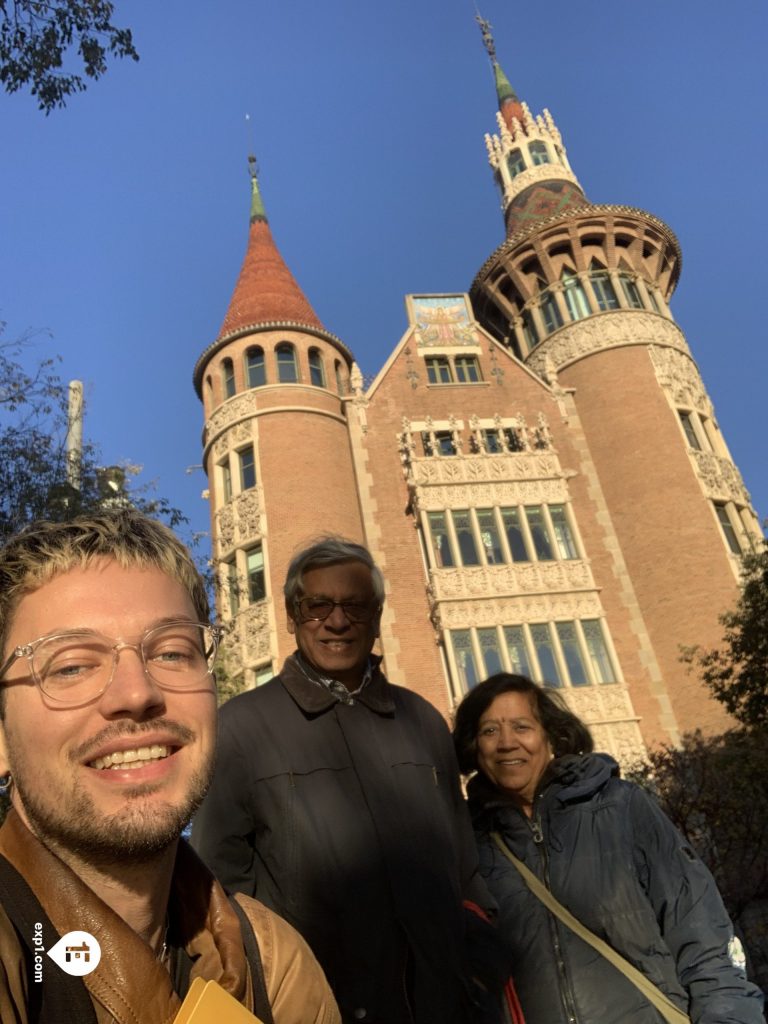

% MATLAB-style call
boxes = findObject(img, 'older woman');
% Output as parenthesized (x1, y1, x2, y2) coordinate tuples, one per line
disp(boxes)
(453, 673, 763, 1024)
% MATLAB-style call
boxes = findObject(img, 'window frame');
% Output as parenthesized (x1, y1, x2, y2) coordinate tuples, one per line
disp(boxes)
(276, 343, 299, 383)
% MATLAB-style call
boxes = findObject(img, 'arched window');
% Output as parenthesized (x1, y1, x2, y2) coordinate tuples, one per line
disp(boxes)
(539, 286, 563, 333)
(222, 358, 236, 399)
(308, 348, 326, 387)
(619, 272, 643, 309)
(528, 141, 551, 166)
(561, 271, 591, 321)
(588, 262, 619, 311)
(276, 343, 298, 383)
(507, 148, 525, 178)
(245, 347, 266, 388)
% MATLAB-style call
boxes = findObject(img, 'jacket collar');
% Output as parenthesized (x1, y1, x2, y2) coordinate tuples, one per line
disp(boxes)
(0, 809, 253, 1022)
(280, 651, 396, 715)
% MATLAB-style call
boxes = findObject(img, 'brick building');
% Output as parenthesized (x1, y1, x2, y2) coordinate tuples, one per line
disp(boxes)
(192, 35, 762, 760)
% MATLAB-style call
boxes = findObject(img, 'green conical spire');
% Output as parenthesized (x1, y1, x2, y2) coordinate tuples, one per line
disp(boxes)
(248, 154, 267, 224)
(494, 62, 518, 107)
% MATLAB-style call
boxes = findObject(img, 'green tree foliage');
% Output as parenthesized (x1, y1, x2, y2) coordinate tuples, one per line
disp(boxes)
(683, 545, 768, 730)
(0, 0, 138, 112)
(0, 328, 186, 545)
(629, 730, 768, 992)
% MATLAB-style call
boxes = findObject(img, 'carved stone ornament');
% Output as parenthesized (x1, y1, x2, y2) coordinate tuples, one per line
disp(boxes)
(216, 505, 236, 555)
(691, 450, 751, 506)
(243, 602, 271, 659)
(526, 311, 690, 376)
(433, 592, 603, 629)
(206, 392, 259, 445)
(235, 490, 262, 542)
(429, 561, 594, 602)
(648, 344, 713, 415)
(407, 452, 562, 489)
(500, 162, 580, 209)
(415, 478, 569, 511)
(212, 436, 229, 460)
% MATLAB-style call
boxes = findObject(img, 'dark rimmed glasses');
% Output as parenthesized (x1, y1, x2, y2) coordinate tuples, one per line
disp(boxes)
(294, 597, 380, 624)
(0, 620, 223, 707)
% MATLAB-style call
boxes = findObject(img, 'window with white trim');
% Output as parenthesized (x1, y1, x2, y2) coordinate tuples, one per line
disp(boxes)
(714, 502, 744, 555)
(246, 545, 266, 602)
(239, 446, 256, 491)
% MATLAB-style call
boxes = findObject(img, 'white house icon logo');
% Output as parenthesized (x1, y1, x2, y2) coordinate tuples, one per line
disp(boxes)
(47, 931, 101, 976)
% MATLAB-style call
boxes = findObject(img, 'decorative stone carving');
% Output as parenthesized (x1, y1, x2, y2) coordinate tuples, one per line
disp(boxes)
(230, 421, 252, 444)
(236, 490, 262, 541)
(500, 163, 581, 209)
(415, 479, 569, 510)
(212, 436, 228, 460)
(407, 452, 562, 488)
(692, 450, 751, 506)
(216, 505, 235, 554)
(429, 561, 594, 602)
(649, 345, 713, 415)
(433, 592, 603, 629)
(243, 603, 271, 659)
(205, 392, 259, 442)
(526, 311, 689, 375)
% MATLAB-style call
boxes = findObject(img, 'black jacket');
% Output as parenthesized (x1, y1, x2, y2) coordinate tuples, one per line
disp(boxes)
(193, 655, 496, 1024)
(468, 753, 764, 1024)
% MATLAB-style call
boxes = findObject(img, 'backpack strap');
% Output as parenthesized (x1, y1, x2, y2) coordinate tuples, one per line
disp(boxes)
(0, 853, 98, 1024)
(229, 896, 275, 1024)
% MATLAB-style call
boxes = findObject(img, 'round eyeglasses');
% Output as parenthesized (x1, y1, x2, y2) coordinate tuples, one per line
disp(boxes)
(0, 621, 223, 708)
(294, 597, 380, 624)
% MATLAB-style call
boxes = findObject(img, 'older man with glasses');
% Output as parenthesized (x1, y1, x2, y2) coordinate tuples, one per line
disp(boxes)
(0, 509, 338, 1024)
(193, 537, 503, 1024)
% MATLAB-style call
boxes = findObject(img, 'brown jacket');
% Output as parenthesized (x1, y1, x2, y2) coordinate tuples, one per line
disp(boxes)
(0, 810, 340, 1024)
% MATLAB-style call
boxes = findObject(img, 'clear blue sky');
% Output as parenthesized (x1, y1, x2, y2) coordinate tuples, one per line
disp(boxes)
(2, 0, 766, 548)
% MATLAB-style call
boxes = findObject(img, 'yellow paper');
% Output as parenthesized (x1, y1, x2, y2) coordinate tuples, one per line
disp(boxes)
(174, 977, 263, 1024)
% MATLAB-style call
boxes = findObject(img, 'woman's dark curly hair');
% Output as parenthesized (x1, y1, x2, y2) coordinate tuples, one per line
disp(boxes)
(453, 673, 593, 774)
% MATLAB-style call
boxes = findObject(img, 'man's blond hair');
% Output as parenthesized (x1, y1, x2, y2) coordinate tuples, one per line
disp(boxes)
(0, 509, 209, 659)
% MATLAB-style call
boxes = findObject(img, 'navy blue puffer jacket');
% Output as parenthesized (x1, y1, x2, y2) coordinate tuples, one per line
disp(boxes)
(468, 754, 764, 1024)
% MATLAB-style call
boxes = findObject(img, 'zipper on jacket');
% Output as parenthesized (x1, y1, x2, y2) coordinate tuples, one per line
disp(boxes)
(529, 804, 580, 1024)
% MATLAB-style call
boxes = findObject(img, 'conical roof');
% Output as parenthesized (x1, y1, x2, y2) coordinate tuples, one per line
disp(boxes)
(493, 62, 526, 132)
(217, 166, 324, 339)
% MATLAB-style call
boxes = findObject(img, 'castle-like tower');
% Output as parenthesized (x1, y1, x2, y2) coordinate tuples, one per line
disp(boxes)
(194, 33, 762, 757)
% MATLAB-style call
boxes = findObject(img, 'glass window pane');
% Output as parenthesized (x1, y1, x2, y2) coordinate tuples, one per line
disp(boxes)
(476, 509, 504, 564)
(522, 310, 539, 349)
(426, 357, 452, 384)
(549, 505, 577, 559)
(540, 289, 563, 333)
(453, 509, 479, 566)
(478, 628, 503, 677)
(679, 411, 701, 450)
(428, 512, 454, 568)
(455, 357, 481, 383)
(501, 508, 529, 562)
(620, 275, 643, 309)
(507, 148, 525, 177)
(222, 359, 236, 398)
(589, 270, 619, 311)
(221, 461, 232, 502)
(483, 429, 503, 454)
(277, 345, 298, 383)
(529, 141, 551, 166)
(309, 350, 325, 387)
(247, 547, 265, 602)
(239, 447, 256, 491)
(556, 621, 588, 686)
(246, 348, 266, 387)
(451, 629, 480, 691)
(255, 667, 274, 686)
(525, 506, 554, 561)
(582, 620, 616, 683)
(435, 431, 456, 456)
(503, 626, 532, 677)
(562, 273, 591, 321)
(715, 504, 742, 555)
(530, 623, 563, 687)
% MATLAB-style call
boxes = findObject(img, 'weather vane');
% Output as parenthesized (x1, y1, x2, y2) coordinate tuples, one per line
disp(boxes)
(475, 11, 497, 63)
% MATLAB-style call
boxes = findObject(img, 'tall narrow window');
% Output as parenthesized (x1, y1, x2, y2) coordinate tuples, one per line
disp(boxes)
(426, 357, 453, 384)
(620, 274, 643, 309)
(478, 628, 503, 676)
(562, 272, 591, 321)
(245, 347, 266, 388)
(540, 288, 563, 333)
(556, 622, 588, 686)
(530, 624, 563, 687)
(451, 630, 479, 691)
(482, 429, 504, 454)
(276, 343, 298, 383)
(477, 509, 503, 565)
(334, 360, 344, 395)
(679, 411, 701, 450)
(522, 310, 539, 349)
(454, 356, 481, 383)
(453, 510, 479, 566)
(220, 460, 232, 503)
(432, 431, 456, 456)
(714, 503, 742, 555)
(308, 349, 326, 387)
(549, 505, 578, 559)
(507, 148, 525, 178)
(589, 266, 619, 311)
(502, 508, 529, 562)
(504, 427, 525, 452)
(503, 626, 532, 677)
(239, 446, 256, 491)
(525, 506, 554, 561)
(582, 620, 616, 683)
(427, 512, 454, 568)
(647, 287, 662, 313)
(222, 358, 236, 399)
(227, 561, 240, 618)
(247, 546, 266, 602)
(529, 141, 551, 166)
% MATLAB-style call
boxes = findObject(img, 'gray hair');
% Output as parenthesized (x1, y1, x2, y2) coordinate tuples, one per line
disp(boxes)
(283, 536, 385, 607)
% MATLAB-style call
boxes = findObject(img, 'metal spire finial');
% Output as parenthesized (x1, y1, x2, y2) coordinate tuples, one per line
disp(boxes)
(475, 12, 497, 64)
